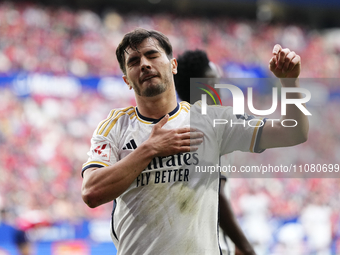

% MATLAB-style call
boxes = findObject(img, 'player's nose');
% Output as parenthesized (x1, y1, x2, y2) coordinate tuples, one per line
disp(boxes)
(140, 57, 151, 72)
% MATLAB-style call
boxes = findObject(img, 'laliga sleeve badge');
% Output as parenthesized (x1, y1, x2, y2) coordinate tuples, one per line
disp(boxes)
(92, 140, 111, 162)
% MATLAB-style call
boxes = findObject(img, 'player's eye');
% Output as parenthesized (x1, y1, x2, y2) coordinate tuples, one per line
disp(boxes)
(148, 53, 159, 59)
(128, 60, 139, 67)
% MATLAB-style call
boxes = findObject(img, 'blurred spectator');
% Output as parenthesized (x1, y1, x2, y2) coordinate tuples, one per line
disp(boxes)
(300, 191, 332, 254)
(238, 183, 272, 254)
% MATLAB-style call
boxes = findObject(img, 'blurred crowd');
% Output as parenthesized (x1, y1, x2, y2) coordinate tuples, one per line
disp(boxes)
(0, 2, 340, 78)
(0, 2, 340, 255)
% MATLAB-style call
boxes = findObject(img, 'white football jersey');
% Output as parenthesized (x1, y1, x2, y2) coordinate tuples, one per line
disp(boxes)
(82, 101, 265, 255)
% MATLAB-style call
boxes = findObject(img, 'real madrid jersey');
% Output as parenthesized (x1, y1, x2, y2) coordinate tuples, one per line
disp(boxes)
(82, 101, 265, 255)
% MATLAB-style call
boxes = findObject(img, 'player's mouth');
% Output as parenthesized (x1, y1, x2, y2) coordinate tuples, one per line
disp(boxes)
(140, 73, 159, 83)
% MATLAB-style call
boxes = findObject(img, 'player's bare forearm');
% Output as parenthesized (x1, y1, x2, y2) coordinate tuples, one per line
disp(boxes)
(279, 78, 309, 143)
(259, 44, 309, 150)
(82, 143, 157, 208)
(82, 115, 204, 208)
(219, 180, 256, 255)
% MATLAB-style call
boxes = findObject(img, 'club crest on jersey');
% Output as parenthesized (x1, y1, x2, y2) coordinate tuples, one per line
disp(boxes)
(92, 140, 111, 162)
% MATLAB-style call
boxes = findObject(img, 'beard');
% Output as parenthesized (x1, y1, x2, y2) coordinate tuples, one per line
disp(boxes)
(142, 82, 167, 97)
(132, 64, 172, 97)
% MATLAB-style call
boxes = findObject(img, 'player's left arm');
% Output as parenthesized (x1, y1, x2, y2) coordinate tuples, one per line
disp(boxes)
(258, 44, 309, 150)
(219, 179, 256, 255)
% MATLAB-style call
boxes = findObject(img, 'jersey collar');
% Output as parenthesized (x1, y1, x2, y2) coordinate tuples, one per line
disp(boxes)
(136, 103, 180, 124)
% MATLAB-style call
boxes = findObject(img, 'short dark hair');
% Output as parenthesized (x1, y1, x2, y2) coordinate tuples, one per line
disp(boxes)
(174, 50, 211, 102)
(116, 28, 173, 74)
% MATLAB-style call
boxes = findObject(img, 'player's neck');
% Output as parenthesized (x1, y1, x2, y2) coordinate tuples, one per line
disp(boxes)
(135, 89, 178, 120)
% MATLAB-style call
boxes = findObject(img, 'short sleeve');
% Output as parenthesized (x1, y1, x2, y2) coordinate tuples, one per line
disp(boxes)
(81, 134, 118, 177)
(191, 102, 266, 155)
(214, 107, 266, 154)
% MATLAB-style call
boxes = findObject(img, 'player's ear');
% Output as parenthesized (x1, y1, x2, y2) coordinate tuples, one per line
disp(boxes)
(123, 75, 132, 90)
(171, 58, 177, 75)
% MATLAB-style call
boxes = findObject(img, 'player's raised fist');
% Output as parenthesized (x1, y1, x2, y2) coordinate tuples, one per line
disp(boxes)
(269, 44, 301, 79)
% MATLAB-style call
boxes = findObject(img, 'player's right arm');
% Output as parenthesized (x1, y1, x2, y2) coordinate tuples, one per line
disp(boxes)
(81, 114, 203, 208)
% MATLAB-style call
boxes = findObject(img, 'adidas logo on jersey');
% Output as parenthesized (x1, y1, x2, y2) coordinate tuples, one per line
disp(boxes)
(123, 139, 137, 150)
